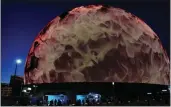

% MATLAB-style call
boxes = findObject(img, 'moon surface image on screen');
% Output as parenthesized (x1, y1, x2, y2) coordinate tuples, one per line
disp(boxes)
(24, 5, 170, 85)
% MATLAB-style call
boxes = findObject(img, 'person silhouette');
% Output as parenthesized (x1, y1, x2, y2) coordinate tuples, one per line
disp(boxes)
(81, 100, 84, 105)
(54, 99, 57, 106)
(57, 99, 62, 106)
(49, 100, 53, 106)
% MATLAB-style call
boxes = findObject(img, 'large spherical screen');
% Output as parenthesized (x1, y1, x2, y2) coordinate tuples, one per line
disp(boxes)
(24, 5, 170, 85)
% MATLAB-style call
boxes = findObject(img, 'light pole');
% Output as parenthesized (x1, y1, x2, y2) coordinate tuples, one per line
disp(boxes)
(14, 59, 22, 76)
(13, 59, 22, 96)
(112, 82, 115, 103)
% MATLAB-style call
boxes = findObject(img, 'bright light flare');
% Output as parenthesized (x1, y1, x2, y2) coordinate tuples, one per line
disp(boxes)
(16, 59, 22, 64)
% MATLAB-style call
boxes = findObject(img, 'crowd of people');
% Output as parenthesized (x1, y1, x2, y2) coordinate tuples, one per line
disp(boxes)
(10, 95, 169, 106)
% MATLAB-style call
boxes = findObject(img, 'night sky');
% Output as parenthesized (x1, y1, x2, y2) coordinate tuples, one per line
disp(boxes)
(1, 0, 170, 83)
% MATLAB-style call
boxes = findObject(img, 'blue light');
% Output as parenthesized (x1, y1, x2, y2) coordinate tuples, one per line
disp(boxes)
(76, 95, 86, 101)
(47, 95, 68, 104)
(48, 95, 59, 101)
(76, 95, 87, 105)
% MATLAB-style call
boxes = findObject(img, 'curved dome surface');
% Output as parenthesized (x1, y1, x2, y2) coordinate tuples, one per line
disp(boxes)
(24, 5, 170, 85)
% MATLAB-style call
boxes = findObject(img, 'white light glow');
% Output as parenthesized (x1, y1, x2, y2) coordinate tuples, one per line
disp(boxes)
(147, 92, 152, 95)
(22, 90, 26, 92)
(112, 82, 115, 85)
(27, 87, 32, 90)
(16, 59, 22, 64)
(33, 85, 38, 88)
(95, 95, 98, 98)
(162, 89, 167, 92)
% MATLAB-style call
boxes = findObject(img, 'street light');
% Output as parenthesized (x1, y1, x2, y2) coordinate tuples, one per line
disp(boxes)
(112, 82, 115, 98)
(14, 59, 22, 76)
(16, 59, 22, 64)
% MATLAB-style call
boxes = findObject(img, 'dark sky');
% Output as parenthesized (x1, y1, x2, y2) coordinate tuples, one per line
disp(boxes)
(1, 0, 170, 83)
